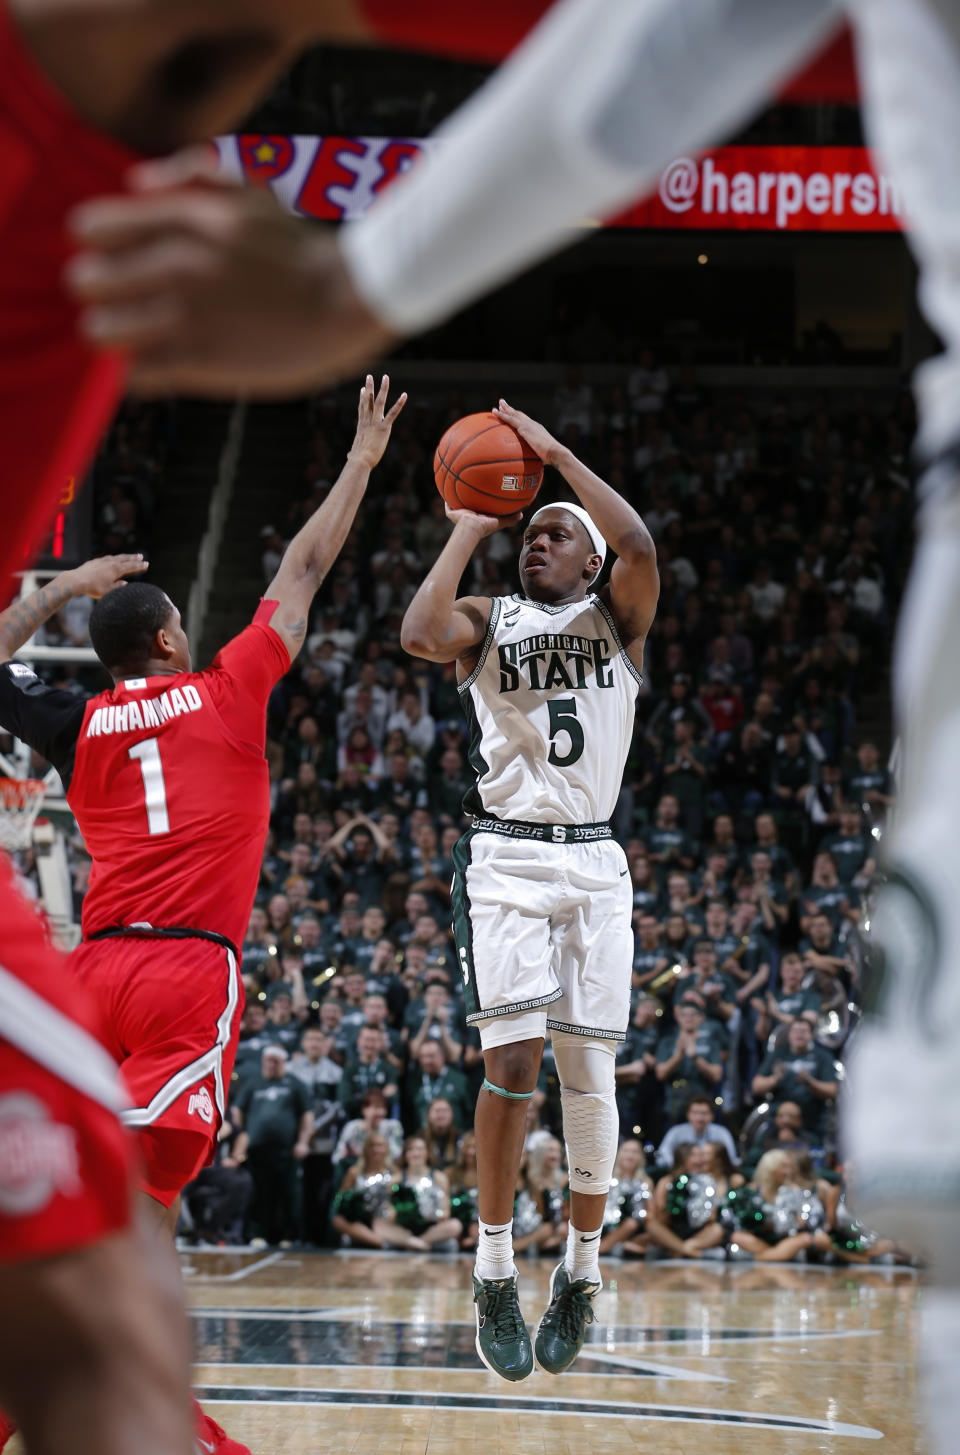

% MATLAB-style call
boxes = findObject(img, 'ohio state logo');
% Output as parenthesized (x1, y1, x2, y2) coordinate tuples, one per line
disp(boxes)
(188, 1086, 215, 1125)
(0, 1093, 80, 1215)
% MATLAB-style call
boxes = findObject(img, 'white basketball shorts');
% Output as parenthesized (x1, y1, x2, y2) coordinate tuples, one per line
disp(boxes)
(450, 828, 634, 1051)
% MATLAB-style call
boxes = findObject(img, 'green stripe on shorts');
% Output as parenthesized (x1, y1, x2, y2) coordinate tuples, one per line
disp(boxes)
(451, 826, 480, 1020)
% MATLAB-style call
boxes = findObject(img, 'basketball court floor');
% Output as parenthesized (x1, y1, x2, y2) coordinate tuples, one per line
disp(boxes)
(129, 1249, 923, 1452)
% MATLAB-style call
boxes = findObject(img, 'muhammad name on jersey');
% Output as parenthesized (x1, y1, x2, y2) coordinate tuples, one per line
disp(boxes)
(498, 632, 615, 693)
(85, 684, 203, 737)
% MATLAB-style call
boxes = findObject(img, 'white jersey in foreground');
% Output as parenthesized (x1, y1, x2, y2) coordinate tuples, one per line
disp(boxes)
(459, 592, 640, 825)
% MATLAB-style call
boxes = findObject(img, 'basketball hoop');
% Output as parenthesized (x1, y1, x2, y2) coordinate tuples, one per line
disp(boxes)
(0, 778, 46, 853)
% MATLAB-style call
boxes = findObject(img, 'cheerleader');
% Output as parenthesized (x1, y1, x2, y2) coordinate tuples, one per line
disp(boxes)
(422, 1097, 459, 1172)
(822, 1163, 909, 1265)
(726, 1150, 832, 1262)
(705, 1142, 745, 1198)
(647, 1143, 728, 1259)
(599, 1139, 654, 1256)
(449, 1132, 480, 1251)
(332, 1134, 396, 1249)
(390, 1136, 462, 1249)
(514, 1137, 568, 1256)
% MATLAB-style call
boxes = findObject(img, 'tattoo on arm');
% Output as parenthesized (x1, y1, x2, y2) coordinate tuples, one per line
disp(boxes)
(0, 582, 72, 659)
(281, 616, 307, 647)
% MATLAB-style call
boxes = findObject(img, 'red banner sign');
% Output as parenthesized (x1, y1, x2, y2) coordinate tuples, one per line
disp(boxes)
(614, 145, 902, 232)
(217, 136, 904, 233)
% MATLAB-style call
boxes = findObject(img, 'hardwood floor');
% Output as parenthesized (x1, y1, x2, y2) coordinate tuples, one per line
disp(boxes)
(175, 1248, 925, 1454)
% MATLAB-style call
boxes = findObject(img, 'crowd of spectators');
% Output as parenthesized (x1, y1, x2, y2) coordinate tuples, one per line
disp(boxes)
(4, 365, 915, 1261)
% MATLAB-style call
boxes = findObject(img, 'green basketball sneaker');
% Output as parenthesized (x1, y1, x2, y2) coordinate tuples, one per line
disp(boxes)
(472, 1270, 533, 1382)
(534, 1262, 599, 1375)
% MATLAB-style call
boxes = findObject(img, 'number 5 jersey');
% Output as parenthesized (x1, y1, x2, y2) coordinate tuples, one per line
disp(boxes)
(459, 592, 641, 825)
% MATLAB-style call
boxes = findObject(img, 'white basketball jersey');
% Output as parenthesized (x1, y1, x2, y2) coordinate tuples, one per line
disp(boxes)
(459, 592, 641, 824)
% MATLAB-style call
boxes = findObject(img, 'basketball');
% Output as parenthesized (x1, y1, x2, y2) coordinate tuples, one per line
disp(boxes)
(433, 411, 544, 516)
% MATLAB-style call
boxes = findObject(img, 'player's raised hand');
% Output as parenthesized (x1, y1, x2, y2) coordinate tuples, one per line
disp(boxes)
(494, 399, 560, 467)
(66, 172, 396, 397)
(65, 554, 149, 599)
(444, 504, 523, 539)
(349, 374, 408, 469)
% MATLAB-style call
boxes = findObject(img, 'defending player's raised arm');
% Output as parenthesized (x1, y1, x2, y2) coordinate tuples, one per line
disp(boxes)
(495, 400, 659, 656)
(400, 508, 518, 666)
(265, 374, 406, 662)
(0, 555, 148, 661)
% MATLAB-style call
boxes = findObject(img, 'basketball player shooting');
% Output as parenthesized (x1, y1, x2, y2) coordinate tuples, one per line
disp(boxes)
(0, 374, 404, 1454)
(75, 8, 960, 1431)
(401, 400, 659, 1381)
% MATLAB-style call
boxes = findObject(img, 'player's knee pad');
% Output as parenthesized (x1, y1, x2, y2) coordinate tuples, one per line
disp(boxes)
(552, 1034, 618, 1196)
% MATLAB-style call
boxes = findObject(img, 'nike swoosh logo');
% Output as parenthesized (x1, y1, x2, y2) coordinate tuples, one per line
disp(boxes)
(579, 1234, 601, 1243)
(197, 1441, 216, 1454)
(619, 869, 629, 877)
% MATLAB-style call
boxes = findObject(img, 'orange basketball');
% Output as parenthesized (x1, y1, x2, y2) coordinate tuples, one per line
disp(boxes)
(433, 412, 544, 516)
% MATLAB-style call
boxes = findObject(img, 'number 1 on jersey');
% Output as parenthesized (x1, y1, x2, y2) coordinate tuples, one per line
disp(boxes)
(128, 737, 170, 835)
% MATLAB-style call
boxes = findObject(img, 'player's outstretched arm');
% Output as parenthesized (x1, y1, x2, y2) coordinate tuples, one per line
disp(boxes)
(400, 507, 518, 665)
(495, 399, 659, 659)
(265, 374, 406, 662)
(0, 555, 148, 660)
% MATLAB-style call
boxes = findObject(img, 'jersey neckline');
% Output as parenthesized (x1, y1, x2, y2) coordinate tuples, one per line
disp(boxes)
(510, 592, 597, 615)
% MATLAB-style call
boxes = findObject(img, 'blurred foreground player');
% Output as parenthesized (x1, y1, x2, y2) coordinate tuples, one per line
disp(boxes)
(0, 377, 404, 1452)
(402, 403, 658, 1379)
(0, 862, 195, 1455)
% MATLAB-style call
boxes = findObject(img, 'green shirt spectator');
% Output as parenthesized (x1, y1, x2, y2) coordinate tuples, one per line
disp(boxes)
(427, 747, 471, 823)
(801, 850, 850, 930)
(752, 1020, 837, 1135)
(818, 807, 875, 886)
(404, 1040, 472, 1131)
(644, 794, 697, 869)
(337, 1025, 398, 1117)
(236, 1058, 311, 1151)
(655, 1004, 725, 1122)
(751, 951, 821, 1046)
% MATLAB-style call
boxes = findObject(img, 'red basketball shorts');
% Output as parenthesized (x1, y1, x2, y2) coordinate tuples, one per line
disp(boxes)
(0, 866, 132, 1262)
(69, 936, 244, 1207)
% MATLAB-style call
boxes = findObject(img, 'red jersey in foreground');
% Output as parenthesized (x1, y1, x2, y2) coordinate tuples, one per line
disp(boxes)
(0, 1, 134, 605)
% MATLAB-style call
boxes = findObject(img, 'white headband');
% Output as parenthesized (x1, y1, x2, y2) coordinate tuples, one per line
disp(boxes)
(529, 501, 607, 577)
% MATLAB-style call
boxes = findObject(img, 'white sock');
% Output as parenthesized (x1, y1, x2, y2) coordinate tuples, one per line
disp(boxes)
(565, 1223, 602, 1288)
(475, 1218, 515, 1281)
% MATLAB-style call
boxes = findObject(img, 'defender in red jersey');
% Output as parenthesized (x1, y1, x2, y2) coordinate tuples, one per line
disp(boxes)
(0, 375, 405, 1219)
(66, 597, 291, 1203)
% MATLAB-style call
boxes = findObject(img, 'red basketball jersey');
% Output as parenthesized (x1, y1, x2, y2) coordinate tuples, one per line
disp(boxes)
(65, 604, 289, 950)
(0, 2, 135, 605)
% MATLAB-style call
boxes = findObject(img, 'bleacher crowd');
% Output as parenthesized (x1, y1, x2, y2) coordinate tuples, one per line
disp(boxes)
(3, 365, 915, 1262)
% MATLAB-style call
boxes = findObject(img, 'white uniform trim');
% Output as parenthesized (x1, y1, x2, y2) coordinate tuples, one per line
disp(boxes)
(592, 595, 644, 687)
(457, 598, 501, 694)
(0, 962, 127, 1115)
(122, 948, 239, 1128)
